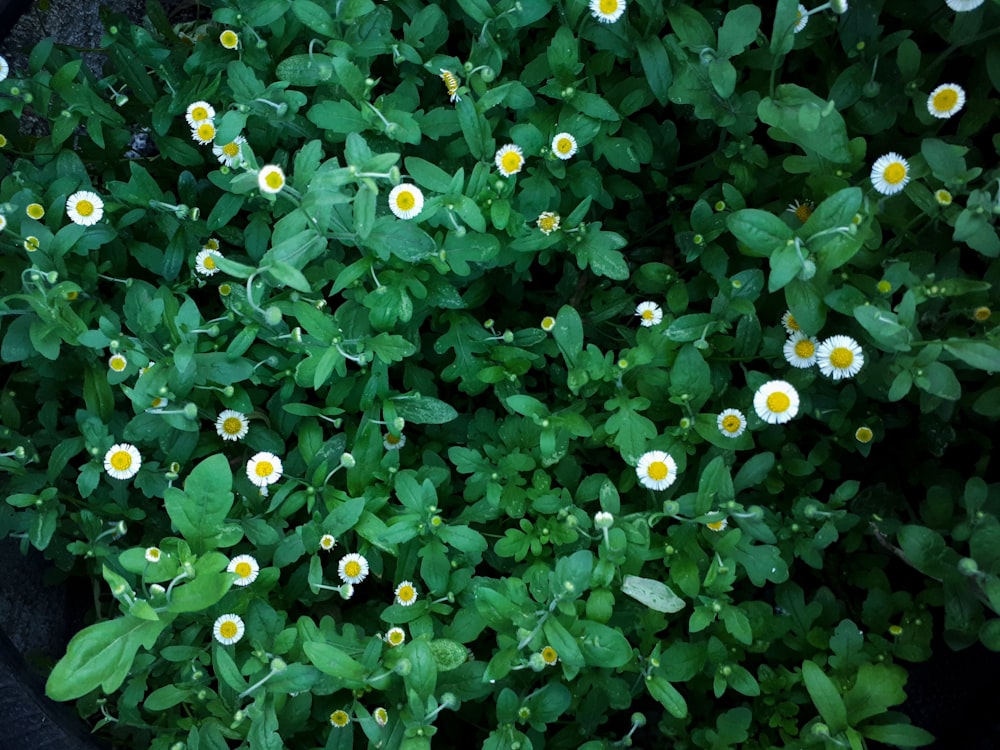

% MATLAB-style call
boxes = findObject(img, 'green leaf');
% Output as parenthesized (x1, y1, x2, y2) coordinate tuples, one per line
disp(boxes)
(843, 663, 907, 724)
(801, 660, 848, 733)
(646, 675, 688, 719)
(547, 26, 580, 80)
(366, 218, 436, 262)
(303, 642, 367, 684)
(404, 156, 453, 193)
(915, 361, 961, 400)
(853, 304, 913, 352)
(455, 96, 492, 160)
(944, 340, 1000, 371)
(859, 725, 935, 747)
(578, 621, 632, 668)
(392, 396, 459, 424)
(718, 5, 762, 58)
(543, 617, 584, 668)
(636, 36, 672, 105)
(768, 240, 804, 292)
(46, 616, 169, 700)
(552, 305, 584, 367)
(621, 575, 685, 613)
(727, 210, 794, 257)
(758, 85, 851, 163)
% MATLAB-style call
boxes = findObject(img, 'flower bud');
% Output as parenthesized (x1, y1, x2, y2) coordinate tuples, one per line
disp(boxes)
(340, 452, 356, 468)
(264, 306, 283, 326)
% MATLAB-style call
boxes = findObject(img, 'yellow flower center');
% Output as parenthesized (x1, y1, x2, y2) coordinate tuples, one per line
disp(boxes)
(386, 433, 402, 445)
(219, 620, 238, 638)
(721, 415, 742, 433)
(541, 316, 555, 330)
(0, 134, 6, 147)
(932, 88, 958, 112)
(255, 460, 274, 477)
(647, 461, 668, 481)
(192, 106, 209, 121)
(151, 397, 165, 408)
(25, 236, 40, 251)
(855, 427, 873, 443)
(600, 0, 618, 12)
(829, 347, 854, 369)
(76, 200, 94, 217)
(395, 191, 415, 210)
(974, 306, 991, 322)
(265, 171, 284, 190)
(221, 31, 238, 48)
(541, 646, 558, 664)
(203, 255, 216, 269)
(110, 451, 132, 471)
(65, 290, 78, 300)
(556, 137, 573, 153)
(501, 151, 523, 173)
(219, 284, 232, 296)
(198, 123, 215, 141)
(883, 162, 906, 185)
(235, 561, 253, 578)
(330, 711, 349, 727)
(641, 309, 655, 321)
(785, 314, 799, 331)
(766, 392, 791, 413)
(794, 339, 815, 358)
(397, 585, 414, 601)
(794, 203, 813, 222)
(344, 560, 362, 578)
(27, 204, 44, 219)
(222, 142, 240, 157)
(223, 416, 242, 434)
(110, 356, 126, 372)
(707, 519, 726, 531)
(538, 215, 558, 232)
(148, 549, 160, 560)
(388, 631, 404, 645)
(877, 280, 892, 293)
(935, 190, 953, 206)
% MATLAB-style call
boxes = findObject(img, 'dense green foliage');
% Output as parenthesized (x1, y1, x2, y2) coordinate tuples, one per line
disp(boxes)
(2, 0, 1000, 748)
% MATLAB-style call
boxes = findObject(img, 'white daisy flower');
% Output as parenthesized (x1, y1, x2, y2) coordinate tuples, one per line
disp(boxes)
(26, 203, 45, 220)
(227, 554, 260, 586)
(394, 581, 418, 606)
(536, 211, 560, 235)
(781, 310, 802, 335)
(338, 552, 370, 584)
(108, 353, 128, 372)
(66, 191, 105, 226)
(753, 380, 800, 424)
(319, 534, 337, 551)
(213, 136, 246, 167)
(494, 144, 525, 177)
(870, 153, 910, 196)
(0, 214, 6, 232)
(213, 613, 245, 645)
(216, 410, 249, 441)
(783, 332, 819, 369)
(855, 426, 874, 444)
(927, 83, 966, 119)
(185, 101, 215, 127)
(817, 335, 865, 380)
(329, 710, 350, 728)
(383, 433, 406, 450)
(635, 301, 663, 327)
(635, 450, 678, 490)
(195, 248, 223, 276)
(145, 547, 162, 563)
(551, 132, 578, 160)
(246, 451, 283, 488)
(716, 409, 747, 438)
(373, 707, 389, 727)
(191, 121, 216, 145)
(707, 518, 728, 532)
(541, 316, 556, 332)
(589, 0, 626, 23)
(946, 0, 984, 10)
(388, 184, 424, 220)
(384, 627, 406, 646)
(104, 443, 141, 480)
(794, 4, 809, 32)
(258, 164, 286, 194)
(220, 30, 239, 50)
(0, 55, 8, 83)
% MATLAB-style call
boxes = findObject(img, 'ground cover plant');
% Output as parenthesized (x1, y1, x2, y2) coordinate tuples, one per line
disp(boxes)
(2, 0, 1000, 747)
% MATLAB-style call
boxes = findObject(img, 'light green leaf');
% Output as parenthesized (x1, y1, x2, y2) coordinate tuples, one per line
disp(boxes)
(621, 575, 686, 613)
(801, 660, 848, 733)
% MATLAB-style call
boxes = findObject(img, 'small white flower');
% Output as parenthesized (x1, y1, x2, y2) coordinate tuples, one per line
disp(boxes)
(494, 144, 525, 177)
(108, 353, 128, 372)
(551, 132, 578, 160)
(927, 83, 966, 119)
(794, 4, 809, 32)
(716, 409, 747, 438)
(706, 517, 728, 532)
(635, 301, 663, 327)
(0, 55, 9, 83)
(319, 534, 337, 551)
(185, 101, 215, 127)
(781, 310, 802, 335)
(541, 316, 556, 332)
(219, 30, 239, 50)
(338, 552, 370, 584)
(388, 184, 424, 220)
(946, 0, 984, 11)
(104, 443, 141, 480)
(216, 410, 250, 441)
(258, 164, 286, 194)
(213, 136, 246, 167)
(373, 707, 389, 727)
(636, 450, 677, 491)
(191, 121, 216, 145)
(66, 191, 105, 226)
(213, 613, 245, 645)
(589, 0, 626, 24)
(246, 451, 283, 488)
(0, 214, 6, 232)
(384, 627, 406, 646)
(594, 511, 614, 529)
(145, 547, 162, 563)
(227, 554, 260, 586)
(149, 396, 168, 410)
(394, 580, 418, 606)
(195, 248, 223, 276)
(753, 380, 800, 424)
(536, 211, 560, 235)
(817, 335, 865, 380)
(783, 332, 819, 369)
(831, 0, 848, 13)
(870, 153, 910, 196)
(383, 433, 406, 450)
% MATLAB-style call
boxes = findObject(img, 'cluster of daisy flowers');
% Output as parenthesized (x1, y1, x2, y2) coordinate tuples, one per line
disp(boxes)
(184, 100, 247, 169)
(780, 312, 865, 380)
